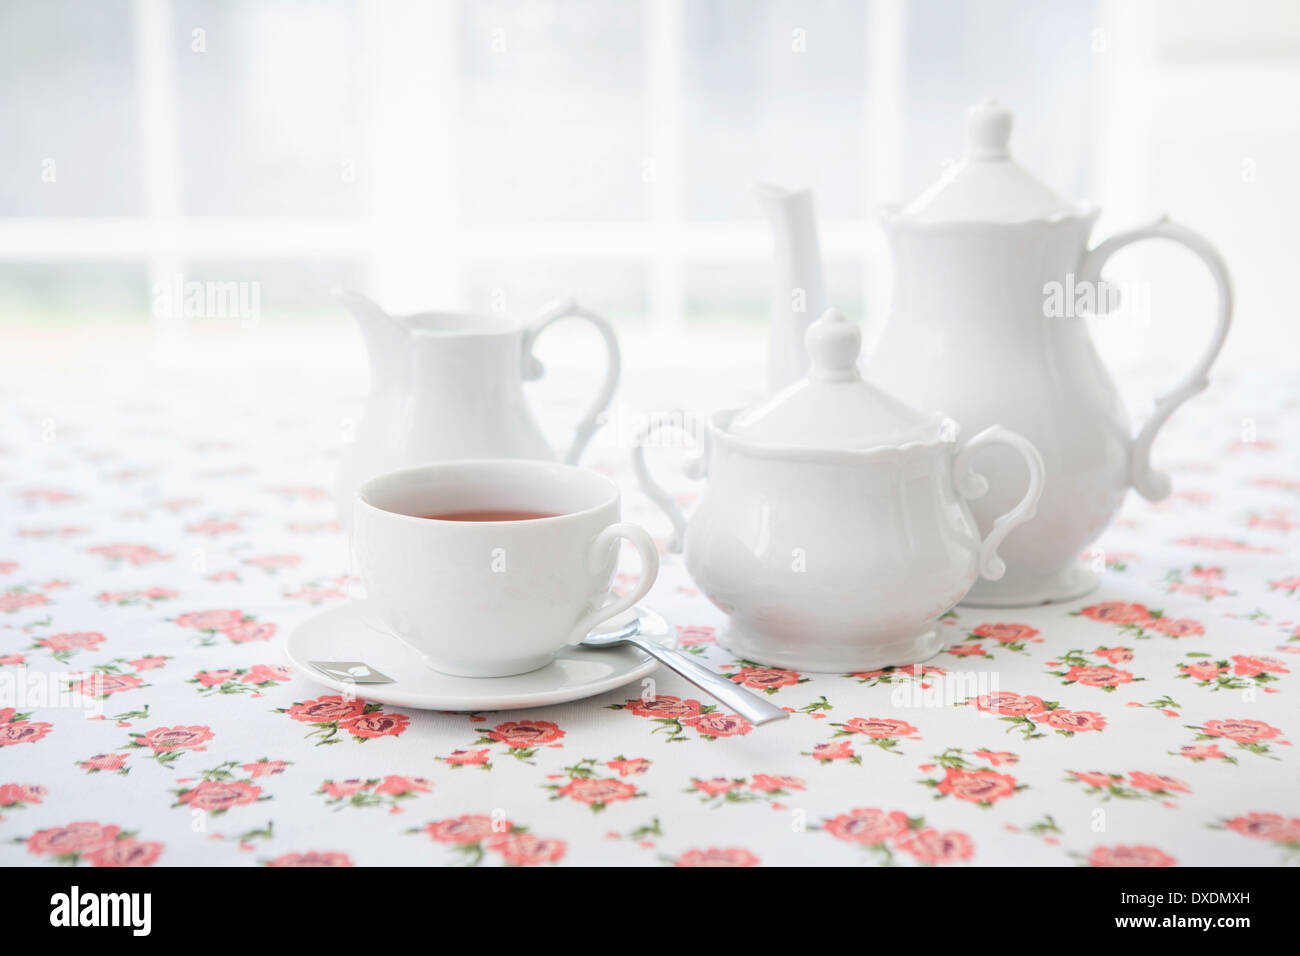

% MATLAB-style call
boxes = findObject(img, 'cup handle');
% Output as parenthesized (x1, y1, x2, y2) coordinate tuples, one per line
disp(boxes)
(1078, 215, 1233, 501)
(522, 297, 621, 465)
(952, 426, 1046, 581)
(630, 412, 707, 553)
(570, 522, 661, 639)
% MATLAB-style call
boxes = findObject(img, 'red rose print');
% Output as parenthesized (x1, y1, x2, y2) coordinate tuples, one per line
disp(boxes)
(85, 839, 164, 867)
(729, 666, 801, 690)
(622, 695, 702, 719)
(286, 586, 347, 602)
(285, 696, 367, 724)
(840, 717, 918, 738)
(1081, 602, 1152, 624)
(606, 758, 650, 777)
(898, 829, 974, 865)
(1149, 618, 1205, 637)
(321, 779, 370, 799)
(973, 750, 1017, 767)
(176, 609, 245, 630)
(425, 815, 506, 845)
(372, 775, 431, 796)
(974, 692, 1047, 716)
(825, 808, 909, 845)
(221, 621, 277, 643)
(1230, 655, 1288, 677)
(244, 554, 301, 570)
(139, 725, 214, 752)
(750, 774, 805, 793)
(676, 625, 716, 646)
(935, 767, 1019, 804)
(27, 822, 120, 857)
(242, 664, 291, 684)
(684, 713, 753, 738)
(1180, 661, 1225, 681)
(195, 669, 239, 687)
(488, 832, 566, 866)
(810, 741, 855, 761)
(72, 673, 145, 698)
(1202, 719, 1282, 743)
(0, 783, 46, 805)
(341, 712, 409, 739)
(1223, 813, 1300, 843)
(1094, 646, 1134, 664)
(485, 719, 564, 748)
(89, 544, 170, 565)
(1064, 665, 1134, 688)
(673, 847, 759, 867)
(557, 777, 638, 806)
(1128, 772, 1190, 793)
(0, 592, 48, 612)
(973, 623, 1039, 643)
(1177, 744, 1227, 760)
(1088, 845, 1175, 867)
(693, 778, 741, 797)
(129, 656, 167, 671)
(444, 748, 491, 766)
(1030, 709, 1107, 733)
(266, 851, 353, 867)
(176, 780, 263, 812)
(242, 760, 289, 778)
(0, 719, 53, 746)
(37, 632, 104, 653)
(80, 753, 128, 772)
(1071, 771, 1114, 788)
(187, 520, 241, 536)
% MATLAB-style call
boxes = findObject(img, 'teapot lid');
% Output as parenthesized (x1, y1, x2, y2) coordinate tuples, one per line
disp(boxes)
(897, 99, 1079, 224)
(728, 309, 941, 450)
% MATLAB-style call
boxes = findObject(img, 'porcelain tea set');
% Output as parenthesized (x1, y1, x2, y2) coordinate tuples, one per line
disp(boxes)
(290, 99, 1232, 713)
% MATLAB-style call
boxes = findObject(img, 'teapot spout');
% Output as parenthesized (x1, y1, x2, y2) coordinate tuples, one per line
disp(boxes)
(754, 183, 828, 392)
(332, 288, 408, 383)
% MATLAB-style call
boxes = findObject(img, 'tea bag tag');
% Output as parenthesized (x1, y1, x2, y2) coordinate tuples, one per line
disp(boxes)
(310, 661, 395, 684)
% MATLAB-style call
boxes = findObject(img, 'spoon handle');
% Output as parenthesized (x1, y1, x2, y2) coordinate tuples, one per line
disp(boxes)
(629, 638, 789, 726)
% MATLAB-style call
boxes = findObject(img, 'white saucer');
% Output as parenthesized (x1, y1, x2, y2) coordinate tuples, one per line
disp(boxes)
(284, 601, 674, 712)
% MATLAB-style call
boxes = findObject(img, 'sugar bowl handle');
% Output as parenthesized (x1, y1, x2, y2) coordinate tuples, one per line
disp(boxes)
(523, 297, 622, 465)
(631, 412, 708, 553)
(952, 426, 1046, 581)
(1078, 216, 1233, 502)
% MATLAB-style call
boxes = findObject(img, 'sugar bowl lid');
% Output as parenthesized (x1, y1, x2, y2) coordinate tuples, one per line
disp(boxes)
(897, 99, 1079, 224)
(728, 309, 941, 450)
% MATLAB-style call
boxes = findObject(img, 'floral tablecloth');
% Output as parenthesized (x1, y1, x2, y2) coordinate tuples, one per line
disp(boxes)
(1, 361, 1297, 868)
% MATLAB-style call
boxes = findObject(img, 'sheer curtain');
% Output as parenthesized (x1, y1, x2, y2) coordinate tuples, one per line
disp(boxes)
(0, 0, 1294, 370)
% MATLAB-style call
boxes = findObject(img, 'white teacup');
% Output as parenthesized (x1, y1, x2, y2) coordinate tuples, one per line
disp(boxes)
(354, 459, 660, 678)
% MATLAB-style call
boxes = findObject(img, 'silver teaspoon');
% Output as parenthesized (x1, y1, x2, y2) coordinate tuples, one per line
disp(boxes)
(579, 621, 789, 726)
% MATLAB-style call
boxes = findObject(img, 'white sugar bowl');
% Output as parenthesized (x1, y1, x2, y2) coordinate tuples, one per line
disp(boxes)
(633, 309, 1045, 672)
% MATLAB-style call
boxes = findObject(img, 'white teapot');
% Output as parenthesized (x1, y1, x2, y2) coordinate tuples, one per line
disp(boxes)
(865, 100, 1232, 606)
(633, 309, 1044, 672)
(334, 291, 620, 525)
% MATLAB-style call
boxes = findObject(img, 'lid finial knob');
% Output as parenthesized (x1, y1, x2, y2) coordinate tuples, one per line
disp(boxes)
(966, 98, 1012, 160)
(804, 308, 861, 383)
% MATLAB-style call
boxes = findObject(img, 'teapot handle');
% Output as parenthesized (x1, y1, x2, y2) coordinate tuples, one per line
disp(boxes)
(630, 412, 708, 553)
(952, 426, 1045, 581)
(522, 297, 621, 465)
(1078, 216, 1233, 501)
